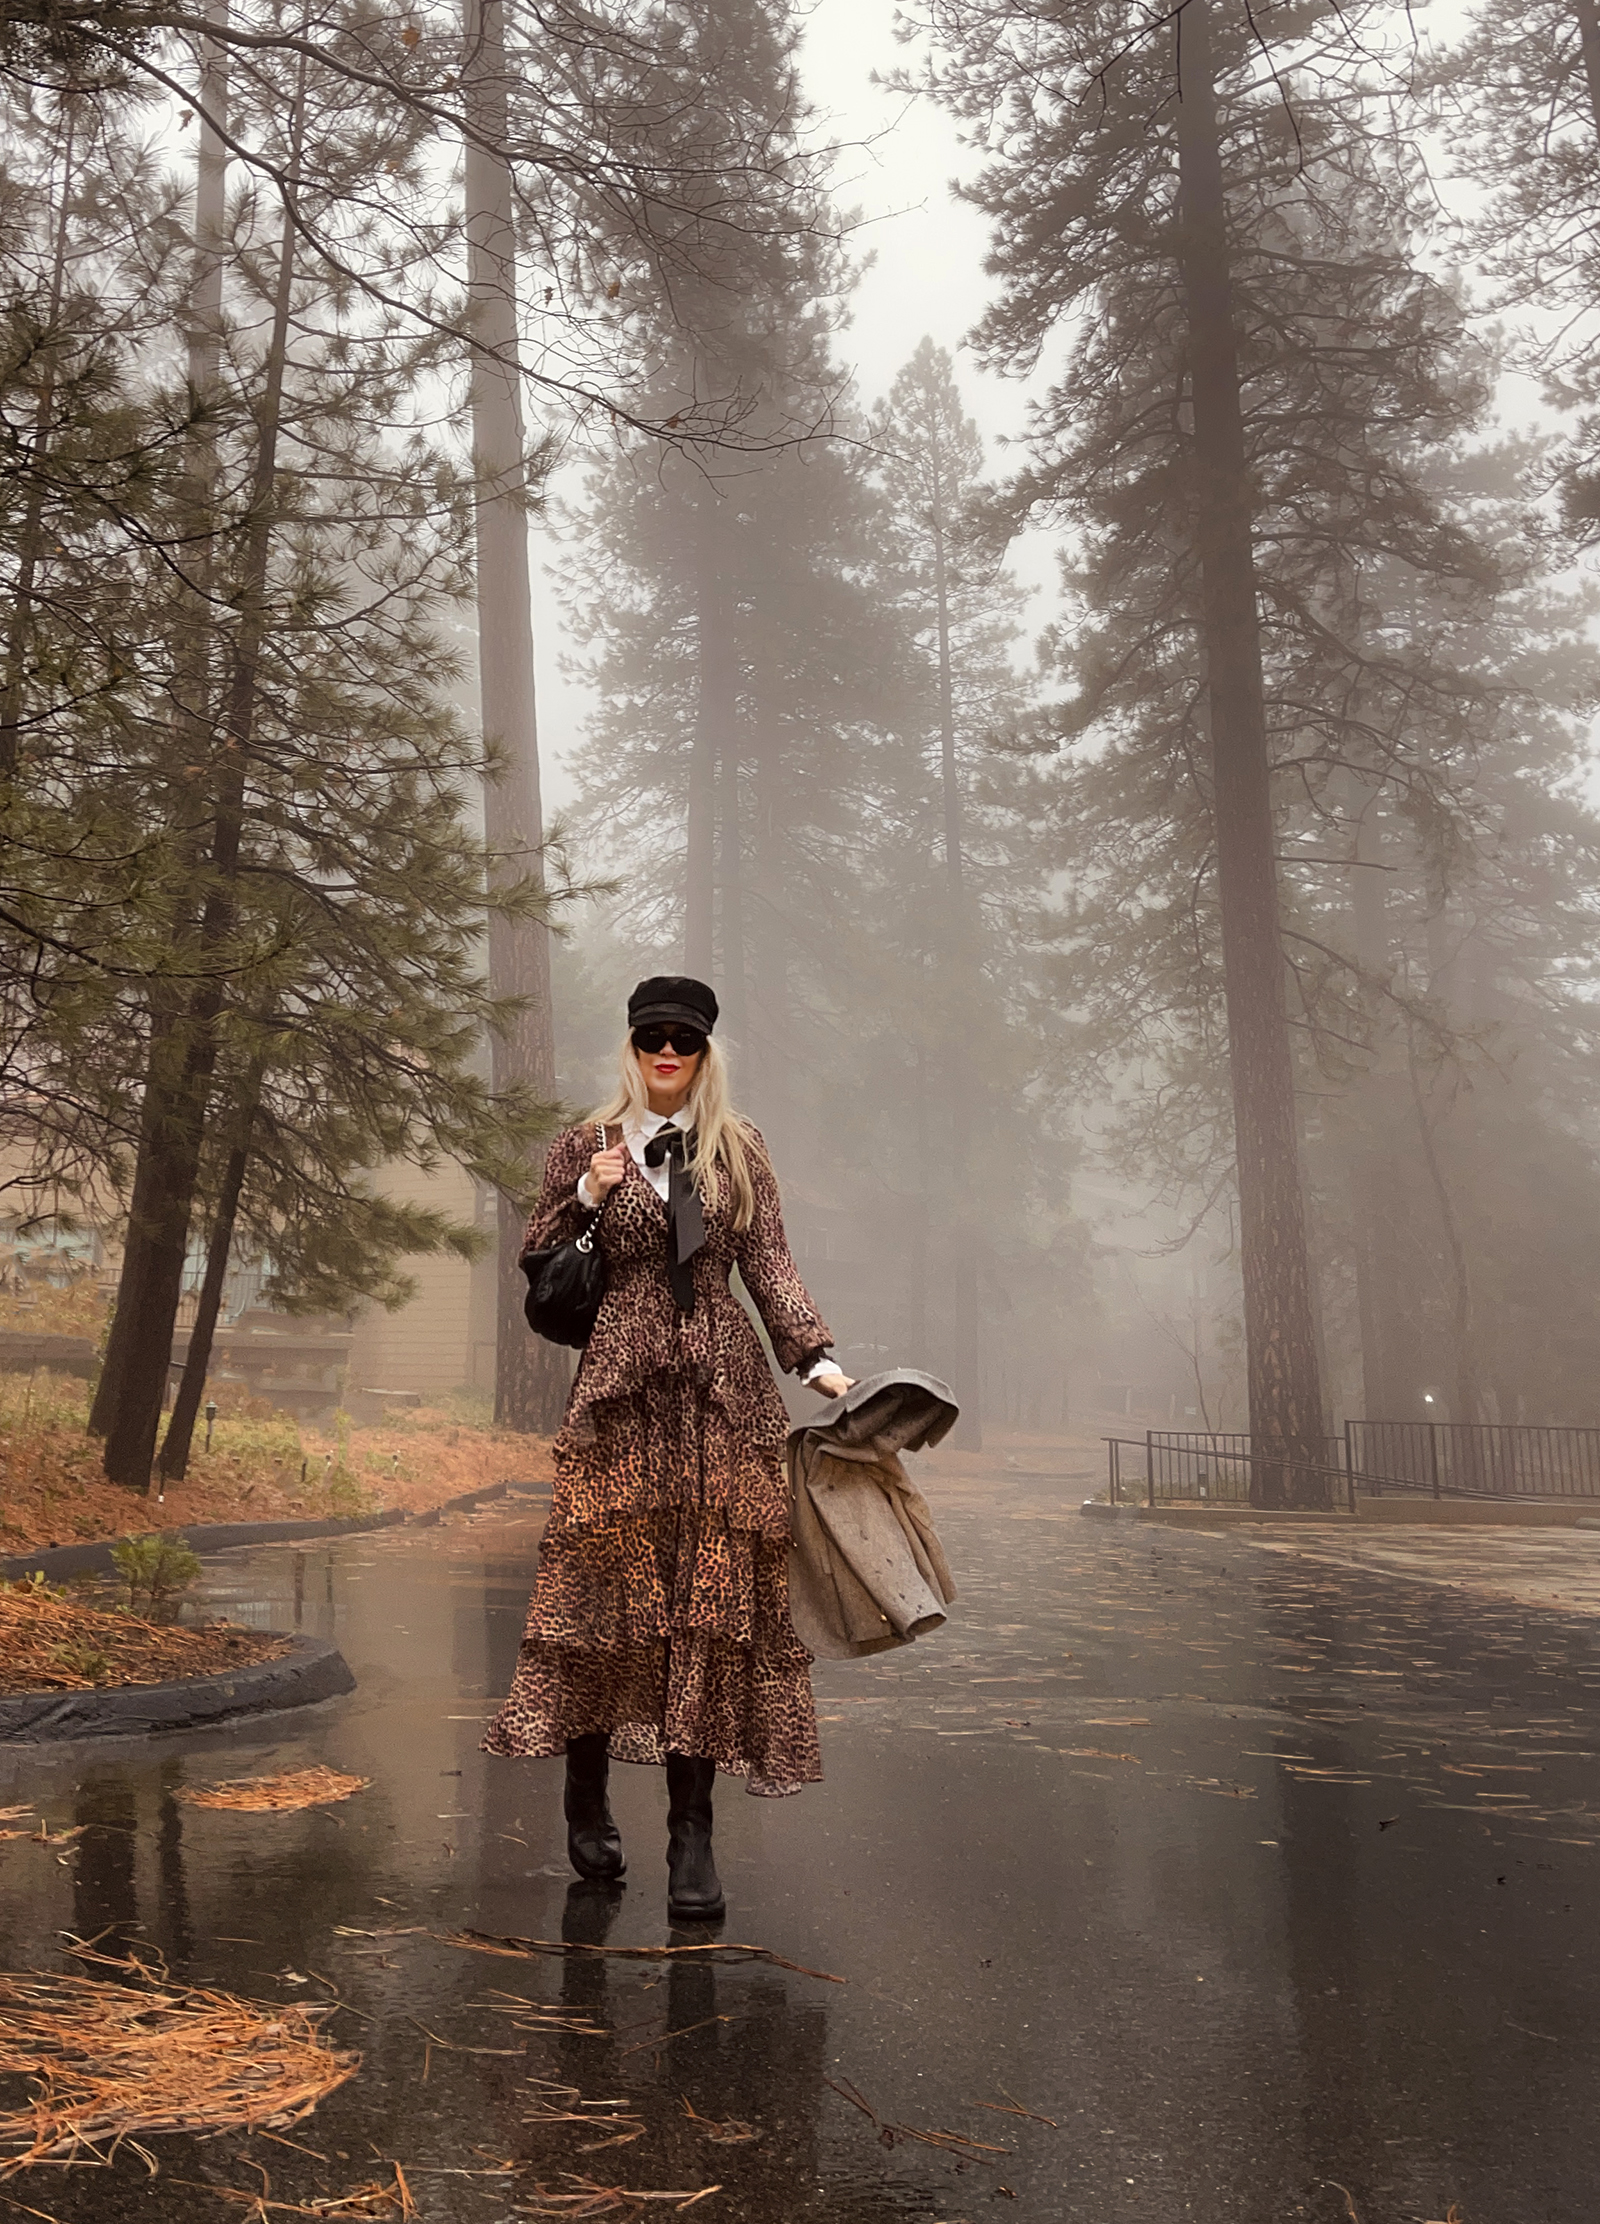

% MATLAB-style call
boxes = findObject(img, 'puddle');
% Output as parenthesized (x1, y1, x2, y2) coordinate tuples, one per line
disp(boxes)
(0, 1509, 1595, 2218)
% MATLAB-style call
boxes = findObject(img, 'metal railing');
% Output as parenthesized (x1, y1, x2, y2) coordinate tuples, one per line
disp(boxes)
(1104, 1420, 1600, 1508)
(1346, 1420, 1600, 1501)
(1105, 1432, 1357, 1513)
(1148, 1428, 1344, 1477)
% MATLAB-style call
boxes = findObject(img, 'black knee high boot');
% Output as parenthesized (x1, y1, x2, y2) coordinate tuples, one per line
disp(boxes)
(665, 1753, 724, 1922)
(565, 1733, 625, 1882)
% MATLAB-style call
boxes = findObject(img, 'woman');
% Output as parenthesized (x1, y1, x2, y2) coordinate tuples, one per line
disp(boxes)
(484, 975, 852, 1923)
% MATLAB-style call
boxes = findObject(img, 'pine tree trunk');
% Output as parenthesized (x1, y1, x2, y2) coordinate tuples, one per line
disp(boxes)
(749, 738, 789, 1137)
(90, 10, 229, 1448)
(1352, 1128, 1423, 1416)
(100, 68, 305, 1490)
(100, 1014, 233, 1491)
(462, 0, 565, 1434)
(1174, 0, 1324, 1505)
(158, 1117, 251, 1485)
(931, 448, 963, 907)
(90, 1022, 174, 1438)
(1576, 0, 1600, 138)
(906, 1059, 930, 1354)
(0, 101, 77, 779)
(1408, 1039, 1480, 1429)
(1347, 782, 1424, 1419)
(717, 744, 747, 1043)
(950, 1224, 983, 1449)
(685, 475, 727, 981)
(932, 439, 982, 1448)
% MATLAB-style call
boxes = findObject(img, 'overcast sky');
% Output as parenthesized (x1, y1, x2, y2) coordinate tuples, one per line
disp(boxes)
(797, 0, 1014, 427)
(533, 0, 1510, 811)
(535, 0, 1019, 810)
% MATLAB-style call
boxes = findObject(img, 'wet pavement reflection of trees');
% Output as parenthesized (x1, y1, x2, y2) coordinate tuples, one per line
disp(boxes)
(0, 1513, 1597, 2218)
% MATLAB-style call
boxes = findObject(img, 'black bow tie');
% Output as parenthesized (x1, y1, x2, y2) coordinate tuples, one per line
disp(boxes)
(643, 1123, 707, 1315)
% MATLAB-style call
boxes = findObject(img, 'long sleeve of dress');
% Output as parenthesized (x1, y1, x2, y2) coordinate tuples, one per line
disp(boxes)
(734, 1134, 833, 1374)
(521, 1125, 596, 1257)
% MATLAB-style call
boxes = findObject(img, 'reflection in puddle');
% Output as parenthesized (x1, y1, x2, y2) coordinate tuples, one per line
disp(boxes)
(0, 1529, 951, 2222)
(0, 1512, 1597, 2218)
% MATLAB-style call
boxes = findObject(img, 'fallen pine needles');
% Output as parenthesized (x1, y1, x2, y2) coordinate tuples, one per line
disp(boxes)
(824, 2075, 1009, 2163)
(974, 2090, 1058, 2129)
(178, 2172, 407, 2217)
(680, 2099, 758, 2146)
(0, 1585, 288, 1697)
(442, 1930, 843, 1985)
(181, 1768, 371, 1814)
(0, 1951, 358, 2173)
(0, 2189, 65, 2222)
(406, 2014, 525, 2060)
(488, 1994, 609, 2040)
(616, 2015, 733, 2061)
(523, 2078, 645, 2152)
(514, 2177, 720, 2217)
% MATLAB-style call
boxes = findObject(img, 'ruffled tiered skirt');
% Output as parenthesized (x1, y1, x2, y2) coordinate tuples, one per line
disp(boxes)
(482, 1368, 822, 1795)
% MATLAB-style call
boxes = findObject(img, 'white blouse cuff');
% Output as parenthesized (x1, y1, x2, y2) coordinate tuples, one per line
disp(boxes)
(576, 1172, 600, 1210)
(802, 1352, 838, 1384)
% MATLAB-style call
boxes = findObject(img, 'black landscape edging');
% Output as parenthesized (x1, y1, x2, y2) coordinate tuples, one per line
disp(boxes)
(0, 1511, 406, 1586)
(409, 1479, 513, 1527)
(0, 1634, 355, 1744)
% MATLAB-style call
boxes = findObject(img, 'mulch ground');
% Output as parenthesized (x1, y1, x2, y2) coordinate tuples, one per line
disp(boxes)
(0, 1403, 555, 1555)
(0, 1583, 291, 1696)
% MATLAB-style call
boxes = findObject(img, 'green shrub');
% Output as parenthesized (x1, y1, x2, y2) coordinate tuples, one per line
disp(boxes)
(324, 1468, 377, 1518)
(111, 1534, 202, 1621)
(10, 1570, 64, 1601)
(0, 1370, 90, 1433)
(374, 1384, 494, 1435)
(207, 1410, 303, 1463)
(442, 1384, 495, 1428)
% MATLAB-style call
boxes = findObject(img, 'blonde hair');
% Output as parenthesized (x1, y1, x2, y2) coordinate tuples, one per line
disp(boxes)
(592, 1032, 761, 1231)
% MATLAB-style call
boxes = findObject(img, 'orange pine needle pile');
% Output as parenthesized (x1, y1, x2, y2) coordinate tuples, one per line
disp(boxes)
(0, 1954, 358, 2173)
(0, 1584, 289, 1697)
(180, 1768, 371, 1814)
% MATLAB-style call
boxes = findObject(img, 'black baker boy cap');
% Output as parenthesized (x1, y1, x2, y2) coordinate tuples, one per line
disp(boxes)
(628, 975, 718, 1035)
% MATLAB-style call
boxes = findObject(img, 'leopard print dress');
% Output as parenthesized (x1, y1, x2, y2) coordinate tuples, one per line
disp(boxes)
(482, 1120, 832, 1795)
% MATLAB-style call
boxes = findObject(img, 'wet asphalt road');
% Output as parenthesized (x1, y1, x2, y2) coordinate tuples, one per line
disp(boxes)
(3, 1488, 1600, 2223)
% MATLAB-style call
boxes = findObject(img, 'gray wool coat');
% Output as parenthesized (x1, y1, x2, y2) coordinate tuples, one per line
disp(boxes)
(784, 1369, 959, 1661)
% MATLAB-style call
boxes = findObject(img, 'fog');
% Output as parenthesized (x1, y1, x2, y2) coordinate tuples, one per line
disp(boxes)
(4, 0, 1598, 1501)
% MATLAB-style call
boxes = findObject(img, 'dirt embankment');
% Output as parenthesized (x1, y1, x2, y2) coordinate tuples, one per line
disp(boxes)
(0, 1376, 555, 1554)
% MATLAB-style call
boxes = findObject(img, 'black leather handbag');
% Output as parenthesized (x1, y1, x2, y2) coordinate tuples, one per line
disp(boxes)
(521, 1122, 610, 1348)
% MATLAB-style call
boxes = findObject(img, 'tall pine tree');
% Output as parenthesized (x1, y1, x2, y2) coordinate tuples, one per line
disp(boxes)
(911, 0, 1497, 1493)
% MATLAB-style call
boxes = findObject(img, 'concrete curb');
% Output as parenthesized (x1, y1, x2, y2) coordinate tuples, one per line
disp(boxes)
(0, 1478, 535, 1585)
(0, 1634, 355, 1744)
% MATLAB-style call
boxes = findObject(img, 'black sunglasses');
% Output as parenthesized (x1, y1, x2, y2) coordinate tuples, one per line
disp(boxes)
(632, 1024, 709, 1057)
